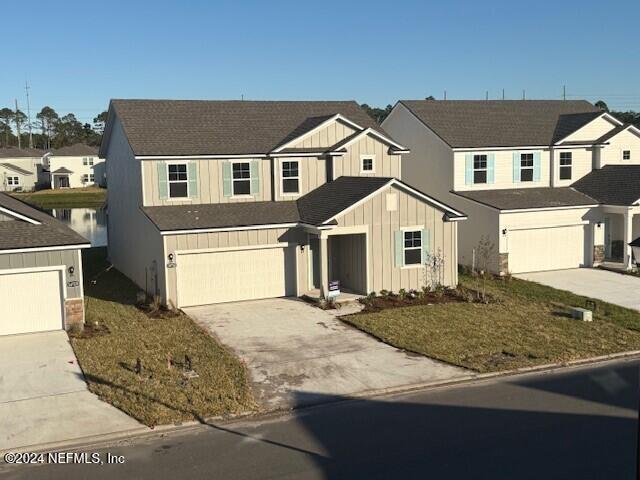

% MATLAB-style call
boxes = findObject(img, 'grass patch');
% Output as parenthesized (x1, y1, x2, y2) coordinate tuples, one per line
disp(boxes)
(343, 273, 640, 373)
(12, 187, 107, 208)
(70, 248, 255, 426)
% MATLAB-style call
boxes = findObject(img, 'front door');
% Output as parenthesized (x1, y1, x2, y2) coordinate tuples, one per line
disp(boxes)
(309, 238, 321, 290)
(604, 217, 612, 259)
(56, 176, 70, 188)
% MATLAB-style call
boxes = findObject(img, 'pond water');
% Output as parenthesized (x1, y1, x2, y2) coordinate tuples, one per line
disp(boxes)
(48, 207, 108, 247)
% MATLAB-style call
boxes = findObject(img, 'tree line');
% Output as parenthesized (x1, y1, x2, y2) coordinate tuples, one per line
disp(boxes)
(0, 106, 107, 150)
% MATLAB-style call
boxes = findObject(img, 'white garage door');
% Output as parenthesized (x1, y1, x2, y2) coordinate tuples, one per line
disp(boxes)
(0, 269, 64, 336)
(176, 247, 295, 307)
(508, 225, 587, 274)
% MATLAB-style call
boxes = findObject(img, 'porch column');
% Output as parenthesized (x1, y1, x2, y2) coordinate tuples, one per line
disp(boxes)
(624, 209, 633, 270)
(319, 234, 329, 298)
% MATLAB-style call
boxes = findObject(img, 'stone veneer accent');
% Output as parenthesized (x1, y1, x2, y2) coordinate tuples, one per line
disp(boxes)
(498, 253, 509, 275)
(64, 298, 84, 330)
(593, 245, 605, 264)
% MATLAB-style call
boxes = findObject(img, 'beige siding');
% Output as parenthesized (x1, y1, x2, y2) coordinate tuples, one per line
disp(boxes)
(601, 128, 640, 166)
(562, 115, 618, 143)
(328, 234, 367, 294)
(551, 147, 593, 186)
(333, 184, 458, 290)
(163, 227, 303, 306)
(143, 158, 272, 206)
(0, 249, 82, 298)
(289, 120, 357, 149)
(332, 134, 401, 179)
(273, 156, 326, 201)
(382, 102, 454, 197)
(106, 116, 166, 299)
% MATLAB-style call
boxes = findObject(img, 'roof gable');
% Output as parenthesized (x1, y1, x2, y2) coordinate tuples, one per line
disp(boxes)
(397, 100, 602, 148)
(554, 112, 621, 144)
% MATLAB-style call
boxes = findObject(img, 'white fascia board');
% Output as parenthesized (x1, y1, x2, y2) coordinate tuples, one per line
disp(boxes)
(136, 153, 269, 160)
(0, 206, 41, 224)
(271, 114, 365, 153)
(159, 223, 299, 236)
(500, 204, 599, 214)
(336, 128, 408, 152)
(452, 145, 548, 152)
(553, 112, 624, 146)
(0, 243, 91, 254)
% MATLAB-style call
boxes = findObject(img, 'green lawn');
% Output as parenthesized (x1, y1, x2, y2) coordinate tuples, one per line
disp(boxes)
(343, 273, 640, 373)
(12, 187, 107, 208)
(70, 248, 255, 426)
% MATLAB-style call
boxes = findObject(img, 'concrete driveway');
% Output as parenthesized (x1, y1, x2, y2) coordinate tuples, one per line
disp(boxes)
(0, 331, 140, 452)
(185, 298, 467, 410)
(516, 268, 640, 311)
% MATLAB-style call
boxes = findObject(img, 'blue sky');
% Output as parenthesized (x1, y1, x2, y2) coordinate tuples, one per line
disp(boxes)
(2, 0, 639, 123)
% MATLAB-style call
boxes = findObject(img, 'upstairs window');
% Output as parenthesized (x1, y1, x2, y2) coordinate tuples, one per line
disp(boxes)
(281, 160, 300, 195)
(168, 163, 188, 198)
(403, 230, 422, 265)
(83, 157, 88, 165)
(559, 152, 572, 180)
(361, 155, 375, 173)
(520, 153, 534, 182)
(232, 162, 251, 195)
(473, 154, 487, 184)
(89, 157, 94, 165)
(623, 150, 631, 161)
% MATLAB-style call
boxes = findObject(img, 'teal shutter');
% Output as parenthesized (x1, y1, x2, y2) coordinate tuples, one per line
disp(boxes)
(157, 162, 168, 200)
(222, 161, 232, 197)
(533, 151, 541, 182)
(250, 160, 260, 196)
(422, 228, 430, 264)
(188, 161, 198, 198)
(512, 152, 521, 183)
(487, 153, 495, 184)
(394, 230, 404, 267)
(465, 154, 473, 185)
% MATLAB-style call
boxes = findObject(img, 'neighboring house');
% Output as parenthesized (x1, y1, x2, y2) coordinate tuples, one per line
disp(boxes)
(0, 147, 46, 192)
(44, 144, 106, 189)
(100, 99, 466, 307)
(383, 100, 640, 273)
(0, 193, 90, 336)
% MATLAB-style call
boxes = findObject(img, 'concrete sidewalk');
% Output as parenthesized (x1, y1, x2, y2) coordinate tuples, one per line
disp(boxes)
(0, 331, 141, 452)
(516, 268, 640, 311)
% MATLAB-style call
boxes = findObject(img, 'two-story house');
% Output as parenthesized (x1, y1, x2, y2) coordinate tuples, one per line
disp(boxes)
(0, 147, 45, 192)
(44, 144, 106, 189)
(383, 100, 640, 273)
(99, 99, 466, 307)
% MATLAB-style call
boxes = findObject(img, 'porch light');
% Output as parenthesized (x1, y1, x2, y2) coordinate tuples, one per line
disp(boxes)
(68, 266, 75, 276)
(629, 237, 640, 267)
(502, 229, 507, 236)
(168, 253, 174, 262)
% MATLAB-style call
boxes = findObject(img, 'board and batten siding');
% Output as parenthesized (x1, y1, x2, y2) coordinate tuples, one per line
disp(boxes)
(561, 115, 618, 143)
(332, 134, 401, 179)
(0, 249, 82, 298)
(601, 128, 640, 166)
(142, 158, 272, 206)
(551, 147, 593, 186)
(163, 227, 305, 306)
(332, 184, 458, 290)
(273, 156, 327, 201)
(288, 120, 357, 150)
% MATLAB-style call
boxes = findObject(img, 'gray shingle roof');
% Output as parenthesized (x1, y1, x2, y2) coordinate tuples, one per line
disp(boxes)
(0, 163, 33, 175)
(454, 187, 598, 210)
(572, 165, 640, 206)
(51, 144, 99, 156)
(0, 147, 46, 159)
(0, 193, 89, 250)
(398, 100, 602, 148)
(52, 167, 74, 174)
(109, 100, 385, 156)
(144, 176, 465, 231)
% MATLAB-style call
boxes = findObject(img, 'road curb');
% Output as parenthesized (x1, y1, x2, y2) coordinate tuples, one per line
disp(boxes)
(3, 350, 640, 457)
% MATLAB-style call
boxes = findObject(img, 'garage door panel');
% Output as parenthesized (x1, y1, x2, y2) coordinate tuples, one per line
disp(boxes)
(177, 247, 295, 307)
(508, 225, 587, 274)
(0, 269, 64, 336)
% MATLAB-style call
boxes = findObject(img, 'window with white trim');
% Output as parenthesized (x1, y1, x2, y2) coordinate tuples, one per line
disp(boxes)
(403, 230, 422, 265)
(82, 174, 89, 183)
(623, 150, 631, 161)
(88, 157, 94, 166)
(6, 176, 19, 186)
(361, 155, 375, 173)
(281, 160, 299, 194)
(168, 163, 188, 198)
(89, 173, 95, 182)
(232, 162, 251, 195)
(559, 152, 572, 180)
(83, 157, 88, 165)
(520, 153, 534, 182)
(473, 154, 487, 184)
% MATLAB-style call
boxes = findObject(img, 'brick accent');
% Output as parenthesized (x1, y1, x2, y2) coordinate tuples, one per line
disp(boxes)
(593, 245, 605, 264)
(498, 253, 509, 275)
(64, 298, 84, 330)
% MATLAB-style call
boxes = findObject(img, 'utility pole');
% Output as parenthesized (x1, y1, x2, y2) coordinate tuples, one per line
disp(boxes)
(14, 99, 21, 149)
(522, 90, 526, 100)
(25, 81, 33, 149)
(563, 85, 566, 101)
(502, 88, 505, 100)
(485, 91, 489, 101)
(443, 90, 447, 100)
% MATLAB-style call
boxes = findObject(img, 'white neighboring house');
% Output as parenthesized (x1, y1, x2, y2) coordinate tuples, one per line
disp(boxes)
(44, 144, 106, 189)
(383, 100, 640, 273)
(0, 147, 46, 192)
